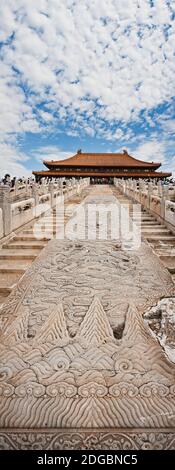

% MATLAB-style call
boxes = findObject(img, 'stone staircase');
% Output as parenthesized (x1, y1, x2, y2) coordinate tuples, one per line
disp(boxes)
(0, 193, 84, 308)
(113, 189, 175, 283)
(0, 186, 174, 308)
(0, 220, 48, 307)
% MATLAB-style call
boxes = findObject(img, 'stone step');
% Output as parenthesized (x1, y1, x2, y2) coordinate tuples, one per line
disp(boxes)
(0, 249, 38, 260)
(33, 219, 59, 224)
(0, 248, 39, 255)
(133, 220, 156, 225)
(26, 224, 65, 231)
(149, 238, 175, 245)
(139, 223, 169, 230)
(22, 232, 55, 240)
(43, 217, 58, 221)
(140, 222, 161, 226)
(147, 235, 175, 242)
(141, 217, 155, 221)
(141, 228, 167, 232)
(41, 214, 70, 220)
(39, 224, 58, 228)
(15, 235, 51, 241)
(154, 244, 175, 251)
(141, 213, 155, 217)
(0, 265, 27, 274)
(22, 228, 55, 234)
(142, 229, 170, 235)
(159, 256, 175, 274)
(2, 241, 46, 250)
(0, 271, 22, 288)
(154, 248, 175, 256)
(0, 286, 12, 296)
(34, 225, 63, 230)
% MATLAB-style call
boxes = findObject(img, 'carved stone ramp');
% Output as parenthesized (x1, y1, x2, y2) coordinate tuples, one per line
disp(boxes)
(0, 187, 175, 449)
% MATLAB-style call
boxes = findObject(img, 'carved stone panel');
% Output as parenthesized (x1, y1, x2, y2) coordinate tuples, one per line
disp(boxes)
(0, 190, 174, 448)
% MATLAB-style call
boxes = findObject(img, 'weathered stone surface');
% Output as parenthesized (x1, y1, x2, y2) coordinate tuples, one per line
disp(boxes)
(0, 429, 175, 450)
(0, 187, 174, 449)
(144, 297, 175, 363)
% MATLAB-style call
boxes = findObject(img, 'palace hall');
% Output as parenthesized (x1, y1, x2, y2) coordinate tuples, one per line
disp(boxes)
(33, 149, 171, 182)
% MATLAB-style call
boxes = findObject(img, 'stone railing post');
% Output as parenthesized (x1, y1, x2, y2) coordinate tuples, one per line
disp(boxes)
(40, 178, 45, 195)
(127, 180, 129, 195)
(44, 180, 48, 195)
(0, 186, 12, 236)
(71, 179, 74, 196)
(25, 180, 28, 195)
(49, 181, 54, 208)
(77, 180, 80, 196)
(133, 180, 137, 191)
(75, 178, 78, 191)
(69, 180, 72, 197)
(60, 180, 63, 197)
(148, 182, 153, 209)
(57, 180, 60, 192)
(142, 181, 146, 192)
(14, 181, 18, 196)
(161, 185, 169, 220)
(157, 181, 162, 197)
(130, 179, 134, 193)
(139, 181, 143, 203)
(134, 180, 139, 201)
(31, 183, 39, 207)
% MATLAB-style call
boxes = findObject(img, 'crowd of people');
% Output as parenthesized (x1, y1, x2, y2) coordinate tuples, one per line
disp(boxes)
(0, 173, 174, 189)
(0, 174, 34, 189)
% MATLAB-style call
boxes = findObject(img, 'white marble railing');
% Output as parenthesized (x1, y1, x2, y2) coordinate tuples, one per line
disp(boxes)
(165, 201, 175, 227)
(0, 178, 90, 238)
(114, 178, 175, 232)
(9, 180, 62, 201)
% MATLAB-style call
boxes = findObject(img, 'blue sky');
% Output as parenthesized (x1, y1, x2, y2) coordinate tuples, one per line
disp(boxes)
(0, 0, 175, 177)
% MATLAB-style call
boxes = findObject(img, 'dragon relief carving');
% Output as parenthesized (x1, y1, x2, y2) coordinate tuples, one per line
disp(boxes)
(0, 190, 175, 449)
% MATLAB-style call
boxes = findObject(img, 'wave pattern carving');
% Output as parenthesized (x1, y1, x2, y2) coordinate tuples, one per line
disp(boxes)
(0, 294, 175, 429)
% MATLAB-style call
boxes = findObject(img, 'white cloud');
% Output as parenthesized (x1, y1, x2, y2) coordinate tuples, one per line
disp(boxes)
(131, 139, 175, 175)
(1, 1, 175, 129)
(39, 111, 55, 123)
(0, 0, 174, 174)
(113, 129, 124, 140)
(159, 119, 175, 135)
(33, 146, 73, 164)
(132, 141, 166, 164)
(0, 142, 30, 177)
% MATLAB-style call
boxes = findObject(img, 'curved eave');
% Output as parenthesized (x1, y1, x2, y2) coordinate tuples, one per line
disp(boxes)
(33, 170, 172, 178)
(43, 160, 161, 170)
